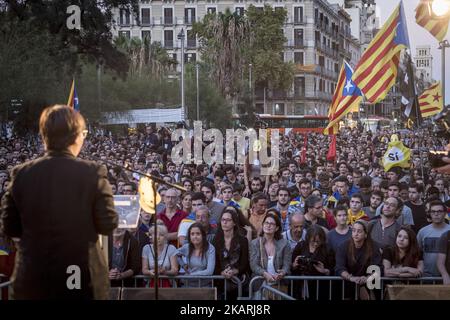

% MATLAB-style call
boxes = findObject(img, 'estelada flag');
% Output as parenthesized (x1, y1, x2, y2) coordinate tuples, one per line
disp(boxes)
(419, 82, 444, 118)
(324, 60, 362, 135)
(352, 2, 409, 103)
(382, 134, 411, 172)
(67, 78, 80, 111)
(415, 0, 450, 42)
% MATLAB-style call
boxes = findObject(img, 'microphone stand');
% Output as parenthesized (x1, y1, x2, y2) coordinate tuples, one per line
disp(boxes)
(86, 155, 186, 300)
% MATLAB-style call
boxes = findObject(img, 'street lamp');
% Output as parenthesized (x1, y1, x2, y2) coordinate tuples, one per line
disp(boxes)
(196, 63, 200, 121)
(178, 29, 186, 120)
(438, 40, 449, 106)
(430, 0, 450, 17)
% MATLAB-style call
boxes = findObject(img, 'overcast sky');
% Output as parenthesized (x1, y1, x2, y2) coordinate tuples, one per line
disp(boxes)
(376, 0, 450, 104)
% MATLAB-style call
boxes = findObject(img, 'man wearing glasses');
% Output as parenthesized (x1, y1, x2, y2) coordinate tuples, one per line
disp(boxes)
(1, 105, 118, 299)
(417, 200, 450, 277)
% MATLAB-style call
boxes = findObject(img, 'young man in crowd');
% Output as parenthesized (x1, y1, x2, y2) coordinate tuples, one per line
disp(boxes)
(327, 205, 352, 253)
(362, 191, 383, 220)
(417, 200, 450, 277)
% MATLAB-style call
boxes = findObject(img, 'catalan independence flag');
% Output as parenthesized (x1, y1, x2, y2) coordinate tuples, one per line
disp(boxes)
(324, 60, 362, 135)
(415, 0, 450, 42)
(352, 1, 409, 104)
(419, 82, 444, 118)
(67, 79, 79, 111)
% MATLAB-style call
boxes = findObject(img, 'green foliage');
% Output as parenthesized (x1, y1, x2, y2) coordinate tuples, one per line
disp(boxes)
(193, 4, 295, 126)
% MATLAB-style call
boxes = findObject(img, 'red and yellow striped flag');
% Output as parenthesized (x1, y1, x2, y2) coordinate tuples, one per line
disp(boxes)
(415, 0, 450, 42)
(419, 82, 444, 118)
(352, 2, 409, 104)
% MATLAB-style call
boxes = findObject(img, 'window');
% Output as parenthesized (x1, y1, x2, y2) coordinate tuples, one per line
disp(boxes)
(184, 53, 197, 63)
(294, 7, 303, 23)
(187, 29, 196, 48)
(256, 103, 264, 114)
(185, 8, 196, 24)
(235, 7, 244, 16)
(164, 30, 174, 48)
(318, 55, 325, 67)
(274, 103, 285, 115)
(164, 8, 173, 25)
(119, 9, 131, 25)
(142, 31, 151, 41)
(294, 77, 305, 98)
(294, 29, 303, 47)
(141, 8, 151, 25)
(294, 103, 305, 115)
(207, 7, 216, 14)
(118, 31, 130, 39)
(294, 52, 304, 64)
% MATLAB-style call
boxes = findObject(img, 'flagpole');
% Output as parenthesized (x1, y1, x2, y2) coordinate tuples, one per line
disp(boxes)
(406, 50, 426, 180)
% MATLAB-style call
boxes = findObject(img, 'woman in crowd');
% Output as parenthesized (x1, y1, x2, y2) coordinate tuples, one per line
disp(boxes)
(108, 228, 141, 287)
(180, 191, 193, 214)
(335, 220, 382, 300)
(291, 225, 334, 299)
(182, 179, 193, 192)
(177, 223, 215, 287)
(249, 213, 291, 298)
(223, 205, 256, 242)
(212, 209, 250, 300)
(383, 226, 423, 278)
(142, 223, 179, 287)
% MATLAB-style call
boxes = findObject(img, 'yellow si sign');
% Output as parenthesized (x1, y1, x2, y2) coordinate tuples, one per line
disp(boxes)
(382, 135, 411, 172)
(138, 177, 161, 214)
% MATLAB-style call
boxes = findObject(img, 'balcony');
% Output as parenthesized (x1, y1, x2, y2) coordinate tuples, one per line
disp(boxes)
(186, 39, 197, 48)
(163, 16, 174, 25)
(119, 19, 131, 27)
(293, 16, 306, 25)
(164, 40, 174, 49)
(184, 16, 196, 25)
(139, 17, 154, 27)
(285, 40, 305, 48)
(294, 90, 306, 99)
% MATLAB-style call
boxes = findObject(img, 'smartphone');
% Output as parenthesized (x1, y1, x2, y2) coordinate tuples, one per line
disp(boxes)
(428, 150, 450, 168)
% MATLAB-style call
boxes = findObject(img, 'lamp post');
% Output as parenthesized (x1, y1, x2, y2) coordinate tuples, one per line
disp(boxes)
(430, 0, 450, 105)
(178, 29, 186, 120)
(438, 40, 449, 105)
(196, 63, 200, 121)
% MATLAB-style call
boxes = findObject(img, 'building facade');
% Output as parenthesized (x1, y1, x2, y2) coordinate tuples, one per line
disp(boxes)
(414, 45, 433, 84)
(112, 0, 359, 116)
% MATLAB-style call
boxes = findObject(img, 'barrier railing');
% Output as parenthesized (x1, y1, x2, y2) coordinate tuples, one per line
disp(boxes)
(248, 276, 444, 300)
(0, 274, 11, 301)
(120, 275, 243, 300)
(260, 283, 296, 301)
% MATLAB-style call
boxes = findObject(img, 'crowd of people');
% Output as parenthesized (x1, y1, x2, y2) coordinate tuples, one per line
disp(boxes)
(2, 121, 450, 300)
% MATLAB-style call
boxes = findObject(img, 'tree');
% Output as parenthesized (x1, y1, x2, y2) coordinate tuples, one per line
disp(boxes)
(193, 5, 295, 126)
(193, 9, 250, 103)
(184, 63, 232, 130)
(1, 0, 140, 76)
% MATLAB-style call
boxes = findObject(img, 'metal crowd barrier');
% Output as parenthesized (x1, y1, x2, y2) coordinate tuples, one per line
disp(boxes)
(248, 276, 444, 300)
(259, 283, 296, 301)
(117, 275, 243, 300)
(0, 274, 12, 300)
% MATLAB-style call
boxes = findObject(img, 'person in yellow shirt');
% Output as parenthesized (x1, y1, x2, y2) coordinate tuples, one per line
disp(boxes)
(347, 194, 369, 225)
(232, 184, 250, 212)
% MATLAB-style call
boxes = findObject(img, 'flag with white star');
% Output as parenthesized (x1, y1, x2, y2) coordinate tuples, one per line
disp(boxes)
(324, 60, 362, 135)
(419, 82, 443, 118)
(67, 78, 80, 112)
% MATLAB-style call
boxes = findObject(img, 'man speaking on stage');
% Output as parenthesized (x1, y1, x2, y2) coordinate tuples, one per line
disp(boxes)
(0, 105, 118, 299)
